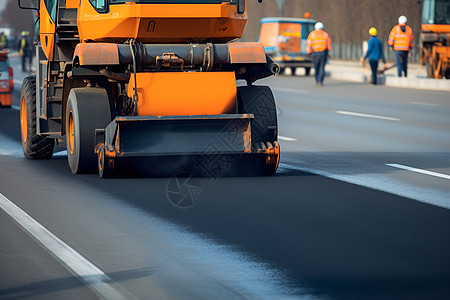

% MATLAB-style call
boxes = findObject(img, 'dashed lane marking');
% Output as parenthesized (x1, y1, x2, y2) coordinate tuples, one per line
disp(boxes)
(409, 101, 440, 107)
(386, 163, 450, 180)
(335, 110, 400, 121)
(278, 136, 297, 142)
(279, 162, 450, 209)
(272, 87, 310, 94)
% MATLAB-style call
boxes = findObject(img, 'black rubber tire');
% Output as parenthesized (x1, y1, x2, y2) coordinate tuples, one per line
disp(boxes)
(305, 67, 311, 76)
(237, 85, 278, 145)
(20, 76, 54, 159)
(426, 62, 434, 78)
(290, 67, 297, 76)
(66, 88, 111, 174)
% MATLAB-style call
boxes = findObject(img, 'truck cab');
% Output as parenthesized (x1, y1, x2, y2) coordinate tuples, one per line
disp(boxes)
(422, 0, 450, 31)
(259, 17, 316, 76)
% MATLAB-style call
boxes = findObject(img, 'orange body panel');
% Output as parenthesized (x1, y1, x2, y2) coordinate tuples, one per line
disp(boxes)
(422, 24, 450, 33)
(77, 1, 247, 43)
(128, 72, 237, 116)
(229, 42, 266, 64)
(39, 0, 55, 60)
(0, 93, 12, 106)
(279, 23, 301, 52)
(73, 43, 120, 65)
(259, 23, 279, 48)
(65, 0, 79, 9)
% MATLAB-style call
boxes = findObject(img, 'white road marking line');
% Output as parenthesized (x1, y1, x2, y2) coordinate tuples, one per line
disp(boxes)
(278, 136, 297, 141)
(335, 110, 400, 121)
(409, 101, 440, 107)
(272, 87, 310, 94)
(279, 161, 450, 210)
(0, 193, 134, 300)
(386, 163, 450, 180)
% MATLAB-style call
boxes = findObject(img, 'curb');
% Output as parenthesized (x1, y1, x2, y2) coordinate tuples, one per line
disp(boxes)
(384, 76, 450, 91)
(328, 71, 368, 83)
(327, 68, 450, 92)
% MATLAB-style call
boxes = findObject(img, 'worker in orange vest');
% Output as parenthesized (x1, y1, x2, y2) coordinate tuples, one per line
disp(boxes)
(306, 22, 332, 86)
(388, 15, 413, 77)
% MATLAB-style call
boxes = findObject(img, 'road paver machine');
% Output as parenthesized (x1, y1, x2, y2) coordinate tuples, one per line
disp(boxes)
(18, 0, 280, 177)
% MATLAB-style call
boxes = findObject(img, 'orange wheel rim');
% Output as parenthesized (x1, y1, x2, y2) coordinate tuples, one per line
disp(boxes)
(273, 141, 280, 173)
(266, 141, 280, 174)
(68, 112, 75, 155)
(20, 96, 27, 143)
(98, 149, 103, 172)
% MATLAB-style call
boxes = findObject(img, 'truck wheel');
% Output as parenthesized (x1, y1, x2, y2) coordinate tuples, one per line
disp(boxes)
(426, 62, 434, 78)
(305, 67, 311, 76)
(237, 86, 279, 174)
(66, 88, 111, 174)
(20, 76, 54, 159)
(290, 67, 297, 76)
(98, 145, 115, 178)
(237, 85, 278, 145)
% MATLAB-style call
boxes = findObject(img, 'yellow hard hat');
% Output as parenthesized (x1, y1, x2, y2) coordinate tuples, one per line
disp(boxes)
(21, 31, 27, 36)
(369, 27, 377, 36)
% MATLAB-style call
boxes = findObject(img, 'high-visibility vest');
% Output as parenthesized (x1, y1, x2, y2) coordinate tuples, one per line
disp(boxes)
(388, 25, 413, 51)
(19, 38, 26, 55)
(306, 29, 332, 54)
(0, 34, 6, 47)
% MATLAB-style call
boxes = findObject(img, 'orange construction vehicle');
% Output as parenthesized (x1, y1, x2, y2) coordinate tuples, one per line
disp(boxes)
(0, 49, 13, 108)
(259, 17, 316, 76)
(18, 0, 280, 177)
(420, 0, 450, 78)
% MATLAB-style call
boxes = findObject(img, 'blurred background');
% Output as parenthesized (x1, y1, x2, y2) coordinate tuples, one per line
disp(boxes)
(0, 0, 424, 62)
(0, 0, 37, 54)
(243, 0, 422, 62)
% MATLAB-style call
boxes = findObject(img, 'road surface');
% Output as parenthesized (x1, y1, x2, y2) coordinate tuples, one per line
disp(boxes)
(1, 54, 450, 300)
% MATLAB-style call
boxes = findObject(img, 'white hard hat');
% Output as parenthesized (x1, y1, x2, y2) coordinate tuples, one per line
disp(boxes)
(398, 15, 407, 25)
(315, 22, 324, 30)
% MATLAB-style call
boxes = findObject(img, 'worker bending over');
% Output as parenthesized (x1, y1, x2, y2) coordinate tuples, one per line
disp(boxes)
(388, 15, 413, 77)
(306, 22, 332, 86)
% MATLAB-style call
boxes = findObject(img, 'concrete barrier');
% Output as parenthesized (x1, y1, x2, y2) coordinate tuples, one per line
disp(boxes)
(324, 60, 450, 91)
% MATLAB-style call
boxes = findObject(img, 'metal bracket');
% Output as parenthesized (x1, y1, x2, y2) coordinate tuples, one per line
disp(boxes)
(156, 53, 184, 71)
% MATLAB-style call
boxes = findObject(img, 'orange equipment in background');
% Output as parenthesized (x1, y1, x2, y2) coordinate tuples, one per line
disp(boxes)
(18, 0, 280, 177)
(0, 50, 13, 108)
(420, 0, 450, 78)
(259, 17, 316, 76)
